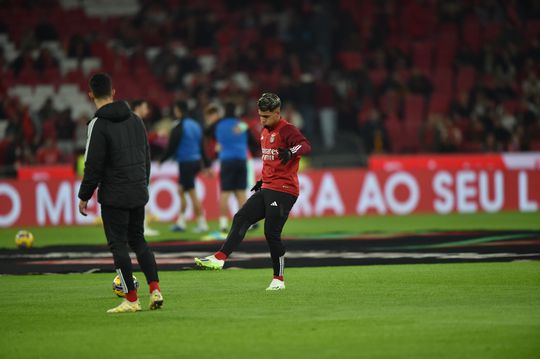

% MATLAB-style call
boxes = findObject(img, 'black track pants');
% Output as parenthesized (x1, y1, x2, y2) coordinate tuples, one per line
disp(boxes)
(219, 189, 297, 277)
(101, 205, 159, 292)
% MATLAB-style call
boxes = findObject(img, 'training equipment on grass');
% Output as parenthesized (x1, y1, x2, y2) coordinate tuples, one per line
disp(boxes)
(15, 230, 34, 249)
(112, 275, 139, 297)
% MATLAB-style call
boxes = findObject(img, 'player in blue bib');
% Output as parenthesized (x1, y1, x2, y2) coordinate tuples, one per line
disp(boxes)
(204, 102, 258, 233)
(161, 101, 210, 233)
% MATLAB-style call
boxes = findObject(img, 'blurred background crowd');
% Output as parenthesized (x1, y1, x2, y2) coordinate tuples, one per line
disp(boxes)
(1, 0, 540, 177)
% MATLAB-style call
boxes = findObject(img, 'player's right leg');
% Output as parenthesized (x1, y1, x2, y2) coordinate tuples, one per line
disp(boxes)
(194, 190, 265, 270)
(219, 191, 232, 232)
(234, 189, 247, 207)
(262, 190, 297, 290)
(127, 206, 163, 310)
(188, 188, 208, 232)
(171, 183, 187, 231)
(143, 210, 159, 236)
(179, 160, 208, 233)
(101, 205, 141, 313)
(219, 160, 240, 233)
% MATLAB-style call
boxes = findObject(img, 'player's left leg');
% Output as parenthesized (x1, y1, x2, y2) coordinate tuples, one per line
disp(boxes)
(194, 190, 265, 270)
(127, 206, 162, 310)
(101, 205, 141, 313)
(262, 190, 297, 290)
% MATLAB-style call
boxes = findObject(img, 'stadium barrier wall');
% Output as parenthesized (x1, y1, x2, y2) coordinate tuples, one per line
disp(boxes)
(1, 164, 539, 227)
(369, 152, 540, 171)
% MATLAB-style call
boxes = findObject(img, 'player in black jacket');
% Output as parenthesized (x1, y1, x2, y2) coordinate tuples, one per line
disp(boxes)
(78, 73, 163, 313)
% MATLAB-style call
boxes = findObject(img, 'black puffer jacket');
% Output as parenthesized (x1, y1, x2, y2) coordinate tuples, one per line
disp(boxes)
(78, 101, 150, 208)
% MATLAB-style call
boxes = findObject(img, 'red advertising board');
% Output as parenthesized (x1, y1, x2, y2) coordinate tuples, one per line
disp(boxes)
(1, 167, 538, 227)
(369, 152, 540, 171)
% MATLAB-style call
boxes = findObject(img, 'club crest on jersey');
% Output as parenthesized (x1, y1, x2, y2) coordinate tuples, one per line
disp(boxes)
(270, 133, 276, 143)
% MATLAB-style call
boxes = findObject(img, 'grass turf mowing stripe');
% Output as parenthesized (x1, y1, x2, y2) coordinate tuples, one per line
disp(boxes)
(372, 233, 540, 250)
(2, 212, 540, 249)
(0, 262, 539, 359)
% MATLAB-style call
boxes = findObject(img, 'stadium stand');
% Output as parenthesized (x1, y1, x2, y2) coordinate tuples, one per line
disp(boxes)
(1, 0, 540, 176)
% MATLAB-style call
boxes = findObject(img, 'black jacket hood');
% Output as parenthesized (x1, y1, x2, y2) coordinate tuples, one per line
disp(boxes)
(95, 101, 132, 123)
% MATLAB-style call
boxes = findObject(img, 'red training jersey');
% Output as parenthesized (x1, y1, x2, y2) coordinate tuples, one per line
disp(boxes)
(259, 118, 311, 197)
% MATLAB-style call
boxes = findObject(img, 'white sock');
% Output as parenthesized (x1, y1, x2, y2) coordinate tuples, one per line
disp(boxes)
(219, 216, 228, 231)
(198, 215, 208, 230)
(176, 215, 186, 227)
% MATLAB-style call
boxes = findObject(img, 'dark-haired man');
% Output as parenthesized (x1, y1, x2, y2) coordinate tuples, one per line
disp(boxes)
(161, 101, 209, 233)
(78, 73, 163, 313)
(195, 93, 311, 290)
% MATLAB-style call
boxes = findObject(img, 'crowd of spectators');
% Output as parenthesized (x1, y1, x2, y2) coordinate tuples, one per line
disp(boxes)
(1, 0, 540, 176)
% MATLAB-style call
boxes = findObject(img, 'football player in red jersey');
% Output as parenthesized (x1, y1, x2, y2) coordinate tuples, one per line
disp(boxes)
(195, 93, 311, 290)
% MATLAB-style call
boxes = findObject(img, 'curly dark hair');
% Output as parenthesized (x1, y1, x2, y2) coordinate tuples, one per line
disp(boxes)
(257, 93, 281, 111)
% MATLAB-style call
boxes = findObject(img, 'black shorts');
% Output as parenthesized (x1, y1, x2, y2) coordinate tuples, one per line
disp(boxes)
(220, 159, 247, 191)
(178, 160, 201, 190)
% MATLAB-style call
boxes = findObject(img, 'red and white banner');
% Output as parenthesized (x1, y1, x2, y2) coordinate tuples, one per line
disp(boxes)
(369, 152, 540, 171)
(1, 166, 538, 227)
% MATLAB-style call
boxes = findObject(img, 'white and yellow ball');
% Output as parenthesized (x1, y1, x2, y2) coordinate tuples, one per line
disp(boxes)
(15, 230, 34, 249)
(112, 275, 140, 297)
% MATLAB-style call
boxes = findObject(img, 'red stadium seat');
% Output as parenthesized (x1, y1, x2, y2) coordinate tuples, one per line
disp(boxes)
(432, 68, 454, 95)
(429, 93, 451, 114)
(463, 16, 482, 51)
(402, 121, 422, 152)
(530, 139, 540, 151)
(503, 100, 523, 114)
(338, 51, 363, 71)
(17, 68, 40, 85)
(404, 94, 426, 124)
(402, 0, 437, 40)
(412, 42, 433, 72)
(527, 20, 540, 37)
(369, 68, 387, 89)
(434, 25, 458, 68)
(456, 66, 477, 94)
(461, 141, 483, 152)
(483, 23, 502, 44)
(384, 117, 404, 153)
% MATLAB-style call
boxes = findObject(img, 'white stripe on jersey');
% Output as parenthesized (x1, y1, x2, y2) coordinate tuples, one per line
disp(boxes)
(84, 117, 98, 162)
(290, 145, 302, 154)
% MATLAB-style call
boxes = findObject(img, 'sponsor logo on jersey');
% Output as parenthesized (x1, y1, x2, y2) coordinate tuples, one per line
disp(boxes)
(261, 147, 279, 161)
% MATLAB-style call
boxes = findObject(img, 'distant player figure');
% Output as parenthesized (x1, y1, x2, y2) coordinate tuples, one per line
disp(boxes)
(78, 73, 163, 313)
(203, 102, 259, 234)
(161, 101, 210, 233)
(131, 99, 159, 237)
(195, 93, 311, 290)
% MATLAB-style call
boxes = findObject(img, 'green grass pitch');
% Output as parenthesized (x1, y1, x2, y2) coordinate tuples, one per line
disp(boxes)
(1, 212, 539, 358)
(1, 212, 540, 248)
(1, 262, 539, 358)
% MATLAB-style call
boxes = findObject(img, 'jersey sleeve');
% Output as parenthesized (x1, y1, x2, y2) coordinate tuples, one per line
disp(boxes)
(279, 124, 311, 157)
(204, 121, 217, 140)
(160, 122, 183, 163)
(247, 128, 260, 157)
(78, 118, 107, 201)
(144, 126, 151, 185)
